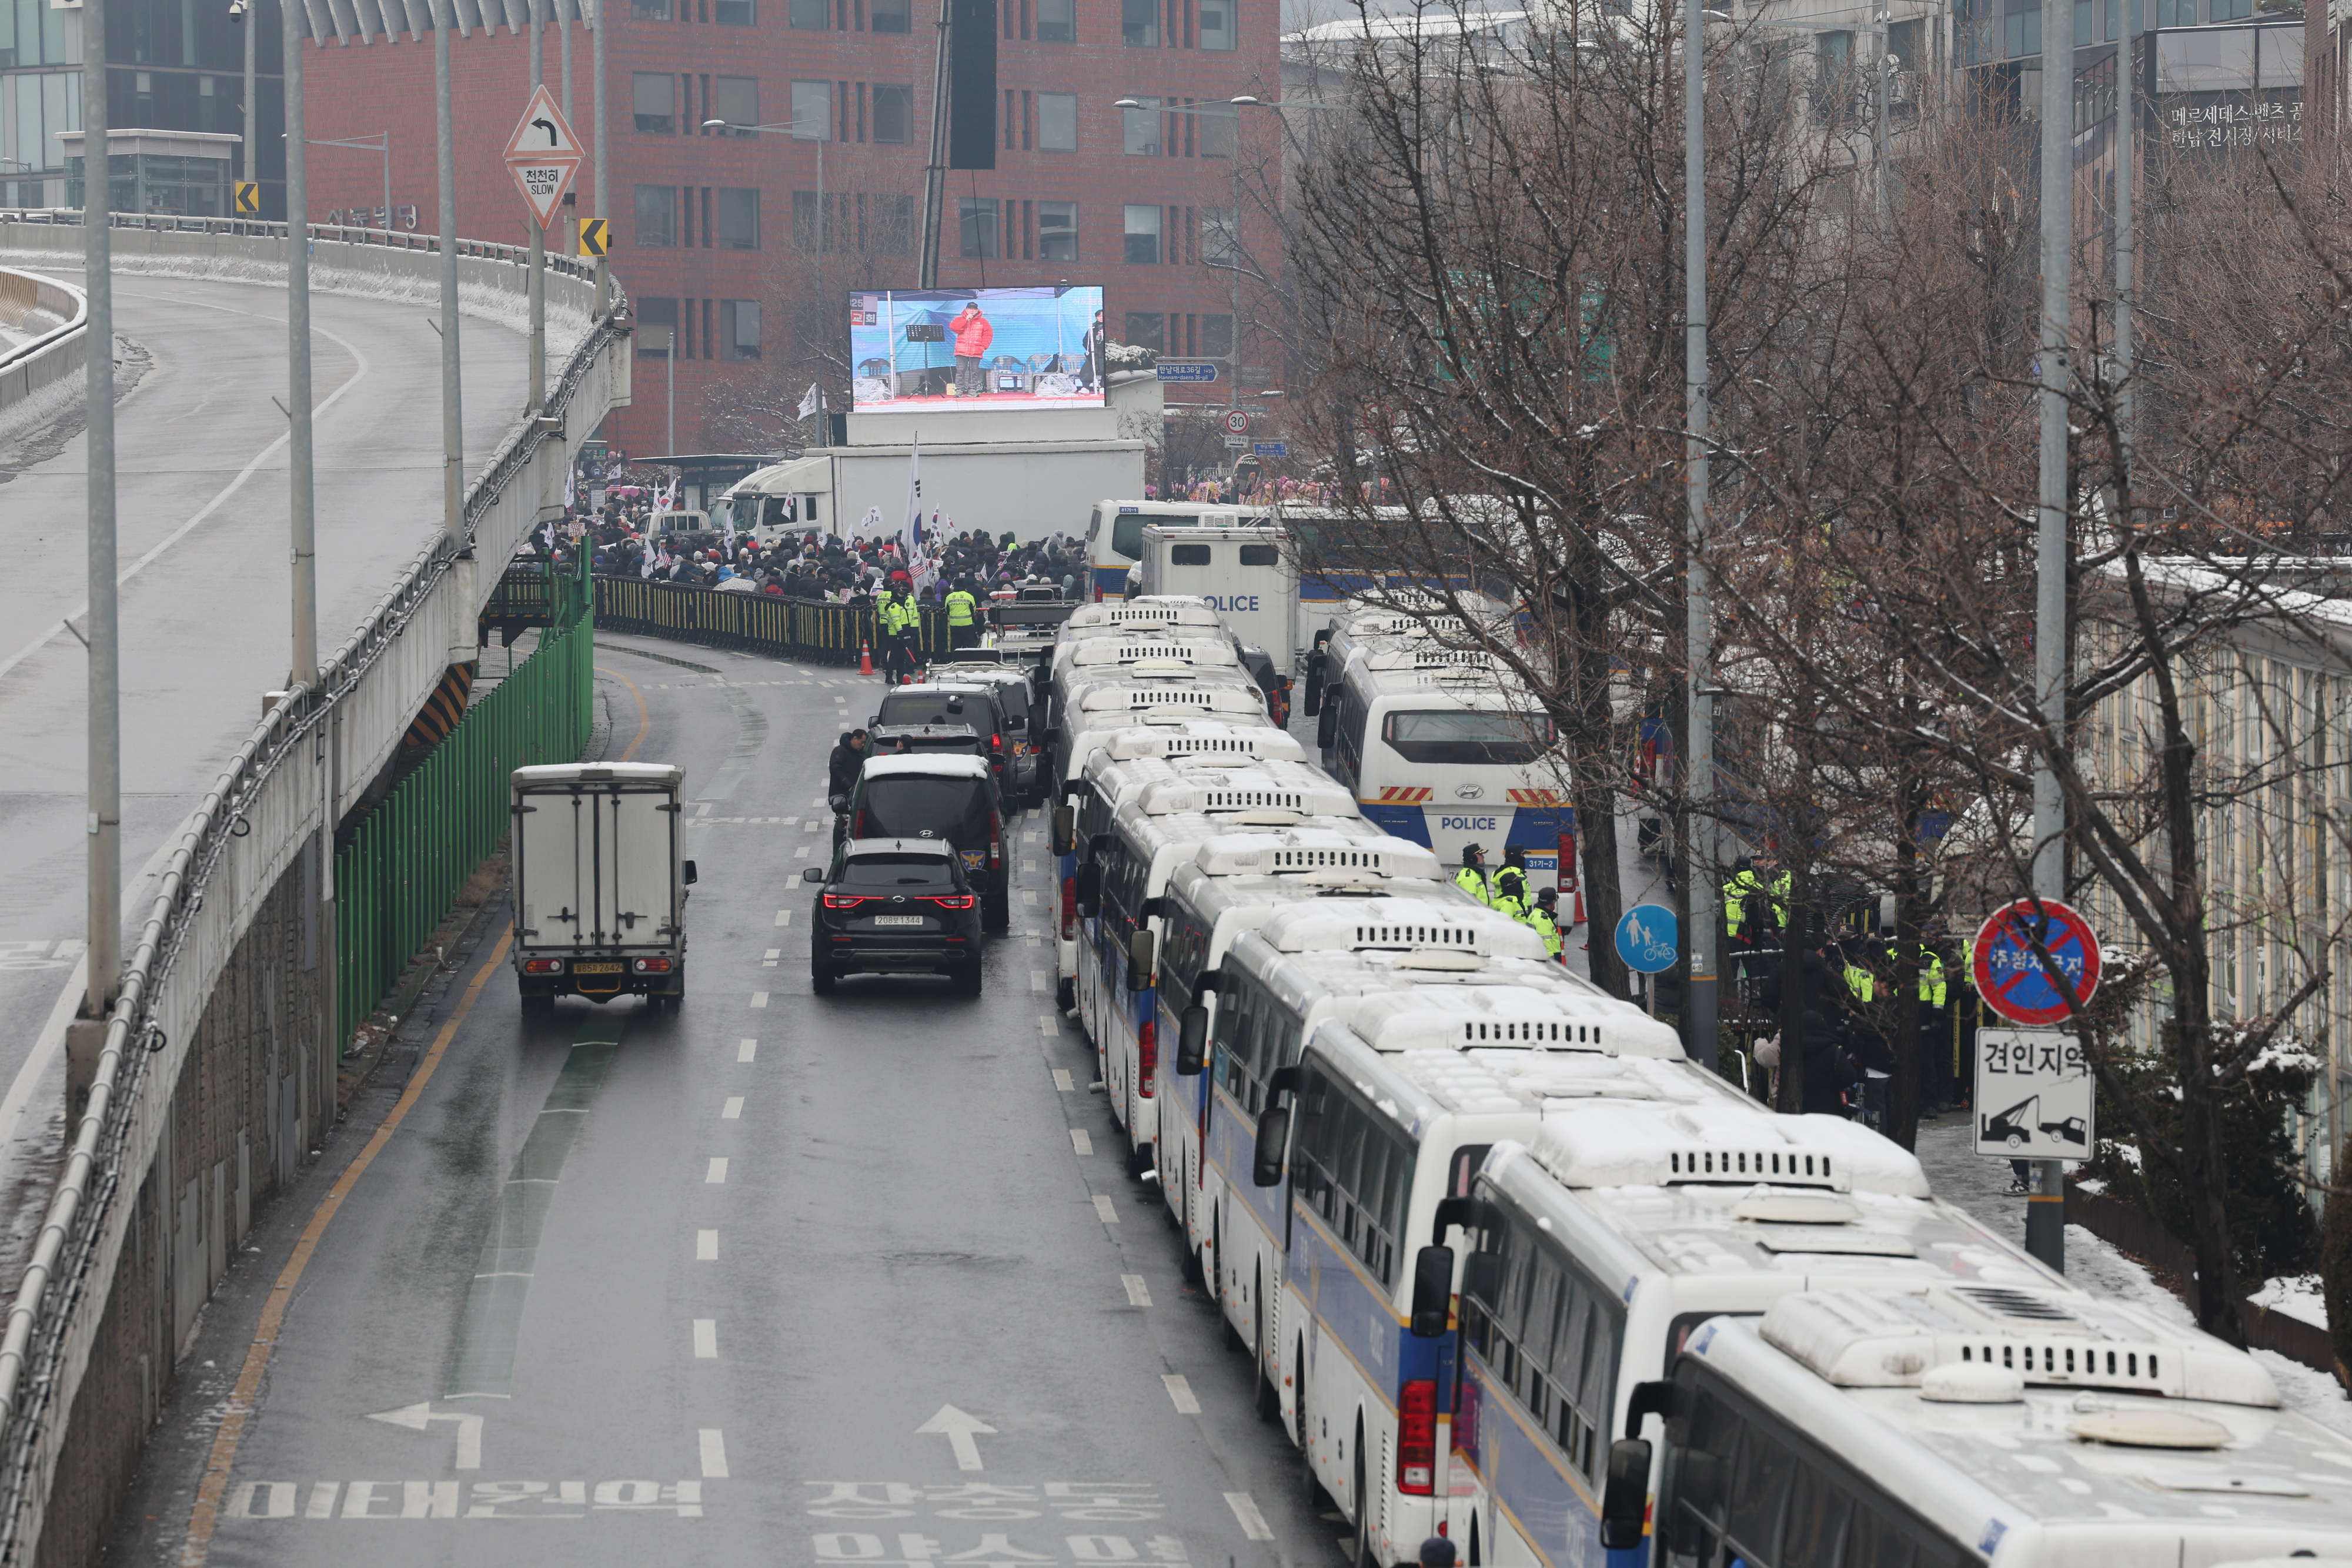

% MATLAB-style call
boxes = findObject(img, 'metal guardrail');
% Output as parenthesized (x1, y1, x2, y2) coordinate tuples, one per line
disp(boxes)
(0, 223, 630, 1563)
(586, 574, 1079, 663)
(0, 208, 600, 285)
(0, 266, 87, 413)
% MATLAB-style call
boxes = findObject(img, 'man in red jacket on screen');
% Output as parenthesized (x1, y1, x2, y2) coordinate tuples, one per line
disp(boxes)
(951, 301, 995, 398)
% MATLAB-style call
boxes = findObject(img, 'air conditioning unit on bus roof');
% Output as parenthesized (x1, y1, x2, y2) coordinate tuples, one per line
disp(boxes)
(1526, 1099, 1932, 1197)
(1257, 901, 1547, 959)
(1365, 644, 1492, 671)
(1193, 830, 1442, 880)
(1759, 1286, 2279, 1408)
(1066, 599, 1222, 628)
(1346, 986, 1686, 1059)
(1102, 725, 1306, 763)
(1135, 775, 1357, 818)
(1077, 686, 1264, 713)
(1067, 640, 1240, 667)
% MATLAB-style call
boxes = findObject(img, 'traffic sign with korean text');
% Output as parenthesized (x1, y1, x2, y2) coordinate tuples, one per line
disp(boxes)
(1972, 897, 2102, 1026)
(504, 84, 583, 229)
(1972, 1028, 2094, 1159)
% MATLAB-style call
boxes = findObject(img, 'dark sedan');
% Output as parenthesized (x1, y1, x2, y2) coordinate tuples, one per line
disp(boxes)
(803, 838, 985, 995)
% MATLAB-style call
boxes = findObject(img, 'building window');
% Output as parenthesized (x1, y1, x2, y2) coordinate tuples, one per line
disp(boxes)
(634, 183, 677, 246)
(1037, 0, 1074, 37)
(1121, 0, 1157, 44)
(1040, 200, 1078, 260)
(721, 300, 762, 360)
(1200, 112, 1235, 157)
(1199, 0, 1234, 48)
(633, 72, 676, 132)
(1122, 96, 1160, 154)
(960, 196, 998, 258)
(792, 0, 828, 26)
(1123, 203, 1161, 264)
(1200, 205, 1234, 265)
(633, 0, 671, 18)
(793, 189, 833, 250)
(716, 0, 754, 21)
(718, 186, 760, 248)
(1202, 313, 1232, 357)
(711, 75, 758, 133)
(871, 0, 911, 28)
(1124, 312, 1165, 352)
(1038, 92, 1077, 150)
(637, 297, 679, 355)
(872, 84, 915, 143)
(876, 193, 914, 253)
(2003, 7, 2039, 56)
(791, 80, 833, 137)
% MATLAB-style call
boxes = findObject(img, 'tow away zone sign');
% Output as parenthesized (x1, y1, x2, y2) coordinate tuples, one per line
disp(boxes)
(505, 84, 583, 229)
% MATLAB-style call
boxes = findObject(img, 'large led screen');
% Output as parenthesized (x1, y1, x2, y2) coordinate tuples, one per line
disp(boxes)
(848, 286, 1106, 412)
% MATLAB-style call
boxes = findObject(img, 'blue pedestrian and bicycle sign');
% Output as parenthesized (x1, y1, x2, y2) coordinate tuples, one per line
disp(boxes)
(1614, 904, 1679, 974)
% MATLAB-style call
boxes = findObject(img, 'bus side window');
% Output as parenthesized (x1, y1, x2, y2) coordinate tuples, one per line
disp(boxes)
(1782, 1465, 1849, 1568)
(1723, 1414, 1795, 1564)
(1665, 1389, 1738, 1567)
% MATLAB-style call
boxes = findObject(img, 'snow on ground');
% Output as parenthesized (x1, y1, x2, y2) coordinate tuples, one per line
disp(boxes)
(1915, 1118, 2352, 1435)
(2251, 1272, 2328, 1330)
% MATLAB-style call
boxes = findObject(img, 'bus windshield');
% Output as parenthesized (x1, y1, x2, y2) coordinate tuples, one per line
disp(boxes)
(1111, 512, 1201, 559)
(1380, 709, 1553, 767)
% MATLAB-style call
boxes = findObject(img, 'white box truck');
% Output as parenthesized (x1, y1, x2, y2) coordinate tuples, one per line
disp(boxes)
(511, 762, 696, 1011)
(1128, 523, 1313, 674)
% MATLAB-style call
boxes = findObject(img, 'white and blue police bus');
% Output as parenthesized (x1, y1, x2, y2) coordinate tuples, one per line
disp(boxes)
(1324, 643, 1571, 894)
(1428, 1115, 2106, 1568)
(1073, 764, 1363, 1158)
(1240, 1024, 1719, 1567)
(1627, 1286, 2352, 1567)
(1181, 907, 1682, 1432)
(1048, 706, 1294, 1010)
(1144, 833, 1457, 1248)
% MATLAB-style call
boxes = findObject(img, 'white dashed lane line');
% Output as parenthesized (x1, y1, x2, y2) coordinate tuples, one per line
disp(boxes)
(1070, 1129, 1093, 1156)
(1121, 1275, 1152, 1307)
(722, 1096, 744, 1120)
(693, 1320, 718, 1359)
(1162, 1375, 1201, 1415)
(1225, 1493, 1275, 1542)
(697, 1230, 719, 1260)
(706, 1158, 729, 1184)
(1093, 1195, 1118, 1224)
(738, 1038, 758, 1062)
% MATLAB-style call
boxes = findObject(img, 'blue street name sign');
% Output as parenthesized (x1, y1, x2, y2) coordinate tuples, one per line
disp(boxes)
(1252, 442, 1288, 458)
(1156, 362, 1218, 382)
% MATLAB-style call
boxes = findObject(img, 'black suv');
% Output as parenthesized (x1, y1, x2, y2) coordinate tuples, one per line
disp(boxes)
(843, 754, 1011, 932)
(873, 684, 1020, 803)
(803, 840, 985, 994)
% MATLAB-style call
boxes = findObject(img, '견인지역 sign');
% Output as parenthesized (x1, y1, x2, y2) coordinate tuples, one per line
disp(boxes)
(1972, 1028, 2094, 1160)
(504, 84, 583, 230)
(1972, 897, 2102, 1027)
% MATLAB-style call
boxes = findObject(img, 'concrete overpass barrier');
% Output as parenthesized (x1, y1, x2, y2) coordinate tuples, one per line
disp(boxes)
(0, 210, 631, 1568)
(0, 265, 87, 424)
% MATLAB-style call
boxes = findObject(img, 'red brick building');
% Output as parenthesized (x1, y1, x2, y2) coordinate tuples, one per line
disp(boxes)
(302, 0, 1278, 453)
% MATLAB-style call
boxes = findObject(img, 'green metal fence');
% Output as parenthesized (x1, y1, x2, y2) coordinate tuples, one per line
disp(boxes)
(334, 571, 594, 1048)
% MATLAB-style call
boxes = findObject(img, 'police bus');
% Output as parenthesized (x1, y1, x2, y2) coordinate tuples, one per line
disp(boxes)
(1051, 723, 1309, 1010)
(1073, 764, 1364, 1158)
(1631, 1289, 2352, 1567)
(1324, 642, 1571, 894)
(1242, 1024, 1718, 1567)
(1430, 1121, 2096, 1568)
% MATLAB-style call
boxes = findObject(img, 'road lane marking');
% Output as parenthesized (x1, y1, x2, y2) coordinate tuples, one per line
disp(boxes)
(1030, 971, 1049, 992)
(706, 1158, 729, 1183)
(693, 1320, 718, 1359)
(794, 845, 810, 859)
(1162, 1375, 1201, 1415)
(1121, 1275, 1152, 1307)
(737, 1038, 757, 1062)
(1038, 1015, 1058, 1037)
(762, 949, 780, 967)
(1225, 1493, 1275, 1541)
(774, 910, 792, 926)
(699, 1429, 729, 1479)
(1070, 1129, 1093, 1156)
(750, 991, 769, 1008)
(697, 1230, 718, 1261)
(1053, 1069, 1074, 1092)
(594, 664, 653, 761)
(721, 1096, 743, 1120)
(1023, 890, 1040, 907)
(177, 927, 515, 1567)
(1093, 1195, 1118, 1223)
(445, 1022, 626, 1398)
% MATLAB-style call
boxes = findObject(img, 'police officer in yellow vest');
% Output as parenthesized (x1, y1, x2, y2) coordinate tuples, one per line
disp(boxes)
(880, 588, 918, 680)
(1491, 845, 1530, 918)
(944, 579, 980, 648)
(1525, 886, 1565, 961)
(1723, 857, 1772, 949)
(1455, 844, 1492, 907)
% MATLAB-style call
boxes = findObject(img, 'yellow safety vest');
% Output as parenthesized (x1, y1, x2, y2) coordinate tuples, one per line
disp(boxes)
(1723, 870, 1768, 935)
(946, 590, 977, 627)
(1527, 906, 1563, 959)
(1493, 865, 1528, 909)
(1455, 865, 1491, 907)
(1917, 950, 1947, 1006)
(1843, 963, 1875, 1005)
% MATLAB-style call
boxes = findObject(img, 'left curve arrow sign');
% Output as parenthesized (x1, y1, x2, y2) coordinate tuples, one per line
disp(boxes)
(367, 1402, 485, 1470)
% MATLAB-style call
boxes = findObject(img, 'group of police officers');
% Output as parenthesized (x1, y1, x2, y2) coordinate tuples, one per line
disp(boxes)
(1452, 842, 1570, 959)
(873, 581, 990, 681)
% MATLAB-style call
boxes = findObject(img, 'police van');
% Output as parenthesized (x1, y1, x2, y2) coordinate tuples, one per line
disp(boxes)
(1323, 640, 1572, 893)
(1129, 524, 1307, 676)
(1049, 723, 1308, 1011)
(1082, 501, 1276, 597)
(1072, 764, 1364, 1157)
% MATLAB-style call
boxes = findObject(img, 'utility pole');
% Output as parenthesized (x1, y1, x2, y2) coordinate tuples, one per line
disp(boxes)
(917, 0, 951, 287)
(242, 0, 256, 186)
(286, 0, 318, 691)
(592, 0, 609, 316)
(83, 0, 119, 1038)
(1682, 0, 1717, 1071)
(2029, 0, 2072, 1274)
(527, 0, 547, 410)
(559, 0, 573, 119)
(436, 0, 463, 548)
(2115, 0, 2136, 479)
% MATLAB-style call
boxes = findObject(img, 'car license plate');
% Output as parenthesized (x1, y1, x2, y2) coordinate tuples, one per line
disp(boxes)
(573, 961, 624, 974)
(872, 915, 924, 927)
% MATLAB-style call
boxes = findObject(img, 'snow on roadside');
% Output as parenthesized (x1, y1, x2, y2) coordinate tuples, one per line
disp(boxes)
(2066, 1224, 2352, 1437)
(2250, 1272, 2328, 1330)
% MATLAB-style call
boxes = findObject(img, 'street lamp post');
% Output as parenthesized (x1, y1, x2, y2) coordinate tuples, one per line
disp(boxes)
(1113, 95, 1255, 449)
(706, 114, 828, 418)
(303, 132, 391, 226)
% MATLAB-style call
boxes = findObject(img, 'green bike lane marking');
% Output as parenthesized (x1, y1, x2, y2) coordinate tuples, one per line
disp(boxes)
(445, 1017, 625, 1399)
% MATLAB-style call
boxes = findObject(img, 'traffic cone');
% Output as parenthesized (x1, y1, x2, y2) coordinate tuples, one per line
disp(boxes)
(1572, 884, 1586, 927)
(859, 639, 873, 676)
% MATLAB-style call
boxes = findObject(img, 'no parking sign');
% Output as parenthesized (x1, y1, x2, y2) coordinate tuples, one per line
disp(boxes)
(1972, 898, 2102, 1026)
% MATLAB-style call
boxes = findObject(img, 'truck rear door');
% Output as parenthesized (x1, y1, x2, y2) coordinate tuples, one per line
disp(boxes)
(517, 784, 679, 948)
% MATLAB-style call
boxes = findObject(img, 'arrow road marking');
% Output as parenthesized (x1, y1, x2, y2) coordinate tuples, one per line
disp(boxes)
(366, 1402, 484, 1470)
(916, 1405, 997, 1472)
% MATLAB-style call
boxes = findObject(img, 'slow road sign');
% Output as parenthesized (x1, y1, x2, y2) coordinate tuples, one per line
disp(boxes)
(505, 84, 583, 229)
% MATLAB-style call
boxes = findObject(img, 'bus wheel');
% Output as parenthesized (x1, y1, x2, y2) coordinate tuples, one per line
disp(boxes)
(1217, 1216, 1245, 1350)
(1297, 1347, 1324, 1504)
(1353, 1426, 1376, 1568)
(1252, 1271, 1280, 1422)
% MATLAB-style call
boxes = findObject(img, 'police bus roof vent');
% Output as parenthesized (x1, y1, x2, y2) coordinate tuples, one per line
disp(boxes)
(1757, 1285, 2282, 1409)
(1366, 645, 1492, 671)
(1257, 901, 1549, 961)
(1103, 725, 1306, 763)
(1526, 1100, 1932, 1196)
(1347, 986, 1688, 1059)
(1192, 831, 1442, 880)
(1065, 599, 1222, 628)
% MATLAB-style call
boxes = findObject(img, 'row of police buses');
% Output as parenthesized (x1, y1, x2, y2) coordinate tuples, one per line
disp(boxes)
(1035, 594, 2352, 1568)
